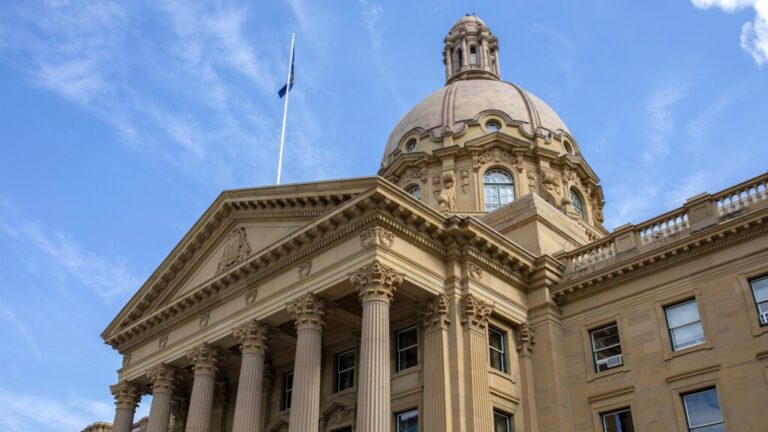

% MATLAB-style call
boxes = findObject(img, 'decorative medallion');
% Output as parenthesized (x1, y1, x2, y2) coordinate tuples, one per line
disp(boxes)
(244, 286, 258, 305)
(199, 311, 210, 328)
(297, 260, 312, 278)
(359, 226, 395, 248)
(158, 332, 169, 349)
(477, 149, 516, 166)
(216, 227, 252, 274)
(468, 262, 483, 279)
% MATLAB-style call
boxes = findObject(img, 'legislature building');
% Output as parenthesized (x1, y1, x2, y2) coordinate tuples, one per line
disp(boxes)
(92, 15, 768, 432)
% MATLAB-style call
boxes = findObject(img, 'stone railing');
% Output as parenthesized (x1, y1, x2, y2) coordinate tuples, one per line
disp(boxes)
(562, 172, 768, 276)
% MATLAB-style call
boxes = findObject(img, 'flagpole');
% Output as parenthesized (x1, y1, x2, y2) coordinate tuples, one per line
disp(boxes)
(276, 32, 295, 185)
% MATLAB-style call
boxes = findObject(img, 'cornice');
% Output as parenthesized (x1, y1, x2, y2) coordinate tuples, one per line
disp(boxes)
(552, 210, 768, 305)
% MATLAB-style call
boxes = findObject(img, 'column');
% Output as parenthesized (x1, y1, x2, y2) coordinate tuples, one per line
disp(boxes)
(146, 364, 177, 432)
(110, 380, 141, 432)
(419, 294, 452, 432)
(287, 293, 327, 432)
(350, 260, 403, 432)
(461, 293, 494, 432)
(232, 320, 270, 432)
(516, 323, 539, 432)
(185, 343, 223, 432)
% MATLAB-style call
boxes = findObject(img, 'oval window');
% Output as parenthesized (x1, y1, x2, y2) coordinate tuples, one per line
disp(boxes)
(485, 120, 502, 133)
(405, 139, 417, 153)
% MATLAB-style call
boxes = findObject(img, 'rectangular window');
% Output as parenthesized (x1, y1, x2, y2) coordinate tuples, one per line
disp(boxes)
(665, 299, 705, 351)
(488, 327, 508, 373)
(396, 409, 419, 432)
(281, 371, 293, 410)
(493, 410, 513, 432)
(590, 323, 623, 373)
(601, 408, 634, 432)
(334, 349, 355, 392)
(396, 326, 418, 372)
(750, 275, 768, 326)
(682, 388, 725, 432)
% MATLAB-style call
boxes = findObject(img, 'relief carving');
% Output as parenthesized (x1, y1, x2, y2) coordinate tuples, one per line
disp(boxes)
(399, 166, 423, 186)
(217, 227, 252, 274)
(461, 293, 494, 330)
(297, 260, 312, 278)
(244, 286, 258, 305)
(158, 332, 169, 349)
(199, 311, 210, 328)
(419, 294, 450, 330)
(359, 226, 395, 248)
(468, 262, 483, 279)
(460, 169, 470, 194)
(478, 149, 516, 166)
(437, 171, 457, 211)
(517, 323, 536, 355)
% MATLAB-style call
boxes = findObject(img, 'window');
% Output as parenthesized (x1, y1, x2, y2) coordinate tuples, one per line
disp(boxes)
(485, 120, 502, 132)
(590, 323, 623, 373)
(564, 140, 575, 154)
(682, 388, 725, 432)
(457, 48, 464, 67)
(665, 299, 705, 351)
(488, 327, 508, 373)
(396, 409, 419, 432)
(493, 410, 513, 432)
(470, 46, 478, 65)
(750, 275, 768, 326)
(281, 371, 294, 410)
(405, 138, 417, 153)
(396, 326, 418, 371)
(334, 350, 355, 392)
(571, 189, 585, 220)
(484, 169, 515, 211)
(407, 185, 421, 200)
(601, 408, 634, 432)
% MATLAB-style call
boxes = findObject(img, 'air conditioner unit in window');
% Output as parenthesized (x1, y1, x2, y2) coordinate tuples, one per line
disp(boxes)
(760, 311, 768, 325)
(597, 354, 623, 370)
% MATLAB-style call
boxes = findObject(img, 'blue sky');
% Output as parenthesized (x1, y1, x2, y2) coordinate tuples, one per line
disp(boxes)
(0, 0, 766, 430)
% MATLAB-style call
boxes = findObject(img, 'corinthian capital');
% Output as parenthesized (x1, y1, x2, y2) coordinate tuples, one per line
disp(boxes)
(187, 343, 223, 376)
(287, 293, 327, 330)
(419, 294, 451, 330)
(110, 380, 142, 410)
(145, 364, 177, 394)
(233, 319, 270, 355)
(461, 293, 493, 330)
(349, 259, 403, 304)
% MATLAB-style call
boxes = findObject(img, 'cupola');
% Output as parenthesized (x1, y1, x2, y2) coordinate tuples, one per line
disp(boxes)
(443, 14, 501, 84)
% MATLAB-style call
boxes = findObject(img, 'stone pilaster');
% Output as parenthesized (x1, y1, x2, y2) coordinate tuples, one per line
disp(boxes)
(146, 364, 177, 432)
(110, 380, 142, 432)
(232, 320, 270, 432)
(419, 294, 452, 432)
(516, 323, 538, 432)
(349, 260, 403, 432)
(461, 293, 494, 432)
(287, 293, 326, 432)
(185, 343, 223, 432)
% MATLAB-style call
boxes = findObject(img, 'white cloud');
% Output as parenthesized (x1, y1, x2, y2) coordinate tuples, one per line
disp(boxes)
(0, 303, 42, 361)
(691, 0, 768, 66)
(643, 85, 686, 163)
(0, 389, 115, 432)
(360, 0, 385, 48)
(686, 89, 744, 140)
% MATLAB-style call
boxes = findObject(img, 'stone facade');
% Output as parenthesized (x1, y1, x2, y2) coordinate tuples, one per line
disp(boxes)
(93, 15, 768, 432)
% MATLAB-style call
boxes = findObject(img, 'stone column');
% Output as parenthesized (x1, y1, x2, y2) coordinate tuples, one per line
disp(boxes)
(287, 293, 327, 432)
(110, 380, 142, 432)
(419, 294, 452, 432)
(350, 260, 403, 432)
(517, 323, 539, 432)
(146, 364, 177, 432)
(232, 320, 270, 432)
(185, 343, 223, 432)
(461, 293, 494, 432)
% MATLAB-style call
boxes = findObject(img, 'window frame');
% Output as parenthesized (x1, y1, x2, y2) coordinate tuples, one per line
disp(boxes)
(571, 188, 586, 220)
(488, 326, 508, 374)
(493, 409, 513, 432)
(395, 326, 419, 372)
(664, 299, 706, 351)
(406, 184, 421, 200)
(600, 407, 634, 432)
(470, 46, 478, 65)
(280, 371, 294, 411)
(395, 408, 419, 432)
(483, 168, 515, 211)
(749, 274, 768, 327)
(334, 349, 356, 393)
(681, 388, 725, 432)
(485, 120, 502, 133)
(590, 323, 623, 373)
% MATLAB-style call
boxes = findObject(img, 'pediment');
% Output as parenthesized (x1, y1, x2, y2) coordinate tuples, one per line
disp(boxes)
(265, 414, 289, 432)
(320, 399, 355, 430)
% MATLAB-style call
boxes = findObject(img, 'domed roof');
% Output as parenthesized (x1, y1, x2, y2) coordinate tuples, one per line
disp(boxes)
(383, 79, 570, 161)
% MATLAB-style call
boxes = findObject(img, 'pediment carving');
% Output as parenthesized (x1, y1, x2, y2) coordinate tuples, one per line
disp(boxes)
(216, 227, 252, 274)
(320, 400, 356, 431)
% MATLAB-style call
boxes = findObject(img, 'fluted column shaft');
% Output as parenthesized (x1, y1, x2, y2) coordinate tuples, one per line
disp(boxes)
(420, 295, 452, 432)
(462, 294, 494, 432)
(185, 344, 222, 432)
(232, 320, 270, 432)
(110, 381, 141, 432)
(287, 294, 326, 432)
(350, 260, 403, 432)
(146, 365, 177, 432)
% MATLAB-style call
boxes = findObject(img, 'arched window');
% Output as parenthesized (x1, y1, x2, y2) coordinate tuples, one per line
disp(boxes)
(484, 169, 515, 211)
(571, 189, 585, 219)
(407, 185, 421, 200)
(485, 120, 502, 133)
(563, 140, 574, 155)
(457, 48, 464, 67)
(405, 139, 417, 153)
(470, 46, 478, 65)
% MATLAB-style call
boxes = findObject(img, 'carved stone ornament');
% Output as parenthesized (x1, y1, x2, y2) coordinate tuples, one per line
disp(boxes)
(437, 170, 457, 211)
(398, 166, 423, 186)
(359, 226, 395, 248)
(461, 293, 494, 330)
(244, 286, 258, 305)
(526, 170, 537, 193)
(477, 149, 516, 166)
(110, 380, 142, 409)
(216, 227, 252, 274)
(187, 343, 223, 375)
(419, 294, 451, 330)
(297, 260, 312, 278)
(327, 406, 355, 427)
(145, 363, 177, 394)
(158, 332, 169, 349)
(199, 311, 210, 328)
(233, 319, 270, 355)
(517, 323, 536, 355)
(468, 262, 483, 279)
(460, 169, 470, 194)
(349, 259, 404, 303)
(122, 354, 131, 368)
(287, 293, 327, 329)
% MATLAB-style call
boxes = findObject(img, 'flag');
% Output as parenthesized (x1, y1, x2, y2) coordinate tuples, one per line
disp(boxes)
(278, 45, 295, 98)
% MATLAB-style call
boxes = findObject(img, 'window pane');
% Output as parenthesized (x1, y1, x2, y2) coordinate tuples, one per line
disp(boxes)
(498, 186, 515, 205)
(692, 424, 725, 432)
(490, 350, 504, 371)
(493, 411, 512, 432)
(595, 345, 623, 360)
(666, 301, 700, 328)
(485, 186, 500, 205)
(399, 346, 418, 371)
(489, 329, 504, 350)
(592, 325, 620, 349)
(398, 328, 417, 349)
(338, 352, 354, 370)
(684, 389, 723, 428)
(338, 370, 354, 391)
(672, 322, 705, 349)
(752, 276, 768, 302)
(602, 409, 634, 432)
(397, 410, 419, 432)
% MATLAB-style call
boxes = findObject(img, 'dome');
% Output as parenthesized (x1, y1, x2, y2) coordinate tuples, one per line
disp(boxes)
(382, 79, 571, 163)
